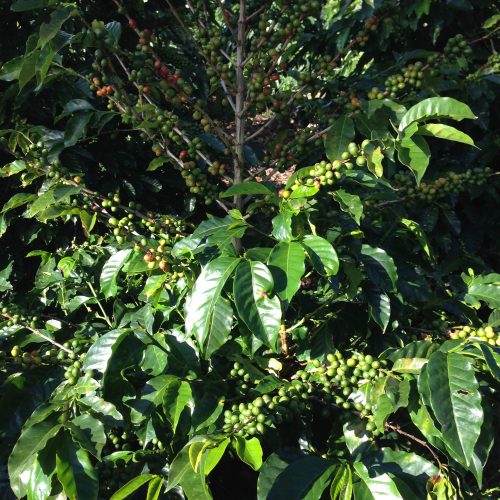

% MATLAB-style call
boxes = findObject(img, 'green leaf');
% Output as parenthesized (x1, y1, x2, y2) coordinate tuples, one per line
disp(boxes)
(56, 430, 98, 500)
(110, 475, 155, 500)
(167, 444, 192, 491)
(0, 159, 27, 176)
(2, 192, 37, 213)
(234, 261, 281, 349)
(64, 112, 93, 148)
(373, 394, 395, 432)
(234, 436, 263, 470)
(221, 182, 273, 198)
(330, 464, 352, 500)
(367, 99, 407, 125)
(474, 343, 500, 381)
(268, 242, 305, 307)
(9, 421, 62, 498)
(162, 378, 192, 433)
(267, 456, 336, 500)
(0, 56, 24, 81)
(83, 329, 131, 376)
(300, 235, 339, 276)
(332, 189, 363, 225)
(185, 257, 239, 349)
(364, 144, 384, 177)
(40, 7, 75, 48)
(144, 273, 168, 300)
(396, 135, 430, 185)
(204, 295, 233, 358)
(416, 123, 475, 147)
(325, 115, 355, 163)
(392, 358, 428, 374)
(18, 50, 41, 92)
(359, 245, 398, 291)
(468, 399, 494, 488)
(11, 0, 46, 11)
(354, 114, 390, 140)
(468, 283, 500, 309)
(427, 351, 483, 467)
(179, 451, 212, 500)
(27, 455, 53, 500)
(80, 210, 97, 234)
(289, 185, 319, 199)
(146, 476, 163, 500)
(70, 413, 106, 460)
(35, 45, 56, 89)
(352, 462, 403, 500)
(416, 0, 431, 17)
(0, 366, 61, 438)
(483, 14, 500, 28)
(401, 219, 435, 262)
(272, 212, 293, 241)
(205, 438, 230, 474)
(257, 451, 304, 500)
(100, 249, 132, 299)
(398, 97, 476, 131)
(147, 156, 169, 171)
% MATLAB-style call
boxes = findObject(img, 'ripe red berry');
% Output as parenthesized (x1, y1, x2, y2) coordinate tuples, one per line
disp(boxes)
(280, 62, 287, 70)
(273, 152, 280, 159)
(369, 17, 376, 24)
(286, 154, 294, 161)
(167, 75, 176, 84)
(271, 73, 279, 81)
(143, 86, 150, 93)
(247, 112, 253, 117)
(139, 38, 147, 45)
(179, 151, 187, 158)
(154, 60, 162, 68)
(160, 67, 169, 76)
(275, 144, 282, 151)
(144, 29, 150, 36)
(106, 86, 113, 92)
(174, 73, 180, 81)
(129, 19, 136, 27)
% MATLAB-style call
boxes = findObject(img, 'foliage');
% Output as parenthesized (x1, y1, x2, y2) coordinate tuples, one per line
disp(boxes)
(0, 0, 500, 498)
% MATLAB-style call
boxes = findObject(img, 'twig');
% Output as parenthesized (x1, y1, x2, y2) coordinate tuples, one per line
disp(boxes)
(386, 423, 439, 461)
(0, 314, 77, 355)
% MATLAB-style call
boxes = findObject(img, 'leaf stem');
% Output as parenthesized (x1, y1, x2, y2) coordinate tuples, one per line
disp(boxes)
(86, 281, 113, 327)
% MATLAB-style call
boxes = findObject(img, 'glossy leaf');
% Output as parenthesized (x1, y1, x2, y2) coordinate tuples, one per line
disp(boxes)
(234, 261, 281, 348)
(185, 257, 239, 349)
(162, 378, 192, 433)
(221, 182, 273, 197)
(399, 97, 476, 131)
(234, 436, 263, 471)
(392, 358, 428, 374)
(427, 351, 483, 466)
(179, 451, 212, 500)
(353, 462, 403, 500)
(56, 430, 98, 500)
(64, 112, 93, 148)
(416, 123, 475, 146)
(110, 474, 155, 500)
(300, 235, 339, 276)
(332, 189, 363, 225)
(400, 219, 434, 262)
(359, 245, 398, 291)
(146, 476, 163, 500)
(468, 283, 500, 309)
(257, 451, 304, 500)
(9, 421, 62, 497)
(396, 135, 430, 185)
(325, 115, 355, 163)
(83, 329, 131, 376)
(330, 464, 352, 500)
(268, 242, 305, 307)
(469, 399, 494, 487)
(204, 438, 230, 475)
(100, 249, 132, 299)
(272, 212, 293, 241)
(267, 456, 336, 500)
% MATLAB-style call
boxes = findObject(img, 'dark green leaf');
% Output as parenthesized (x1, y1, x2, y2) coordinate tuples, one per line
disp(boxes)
(110, 475, 155, 500)
(162, 378, 192, 433)
(185, 257, 239, 349)
(64, 112, 93, 148)
(330, 464, 352, 500)
(100, 249, 132, 299)
(352, 462, 403, 500)
(234, 436, 263, 470)
(83, 329, 131, 376)
(267, 456, 336, 500)
(300, 235, 339, 276)
(272, 212, 293, 241)
(332, 189, 363, 225)
(268, 242, 305, 307)
(234, 261, 281, 349)
(325, 115, 355, 163)
(221, 182, 273, 198)
(427, 351, 483, 467)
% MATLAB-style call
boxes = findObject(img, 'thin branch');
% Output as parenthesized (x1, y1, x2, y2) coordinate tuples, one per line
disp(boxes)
(245, 4, 266, 21)
(386, 423, 439, 461)
(220, 80, 237, 112)
(0, 313, 78, 355)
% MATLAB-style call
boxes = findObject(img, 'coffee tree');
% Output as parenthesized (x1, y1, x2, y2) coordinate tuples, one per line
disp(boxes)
(0, 0, 500, 498)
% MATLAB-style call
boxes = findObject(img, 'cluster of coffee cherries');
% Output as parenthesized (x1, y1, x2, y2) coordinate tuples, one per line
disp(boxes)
(63, 358, 87, 386)
(382, 61, 426, 98)
(246, 194, 277, 217)
(332, 91, 366, 117)
(85, 21, 119, 52)
(442, 34, 472, 65)
(451, 325, 499, 346)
